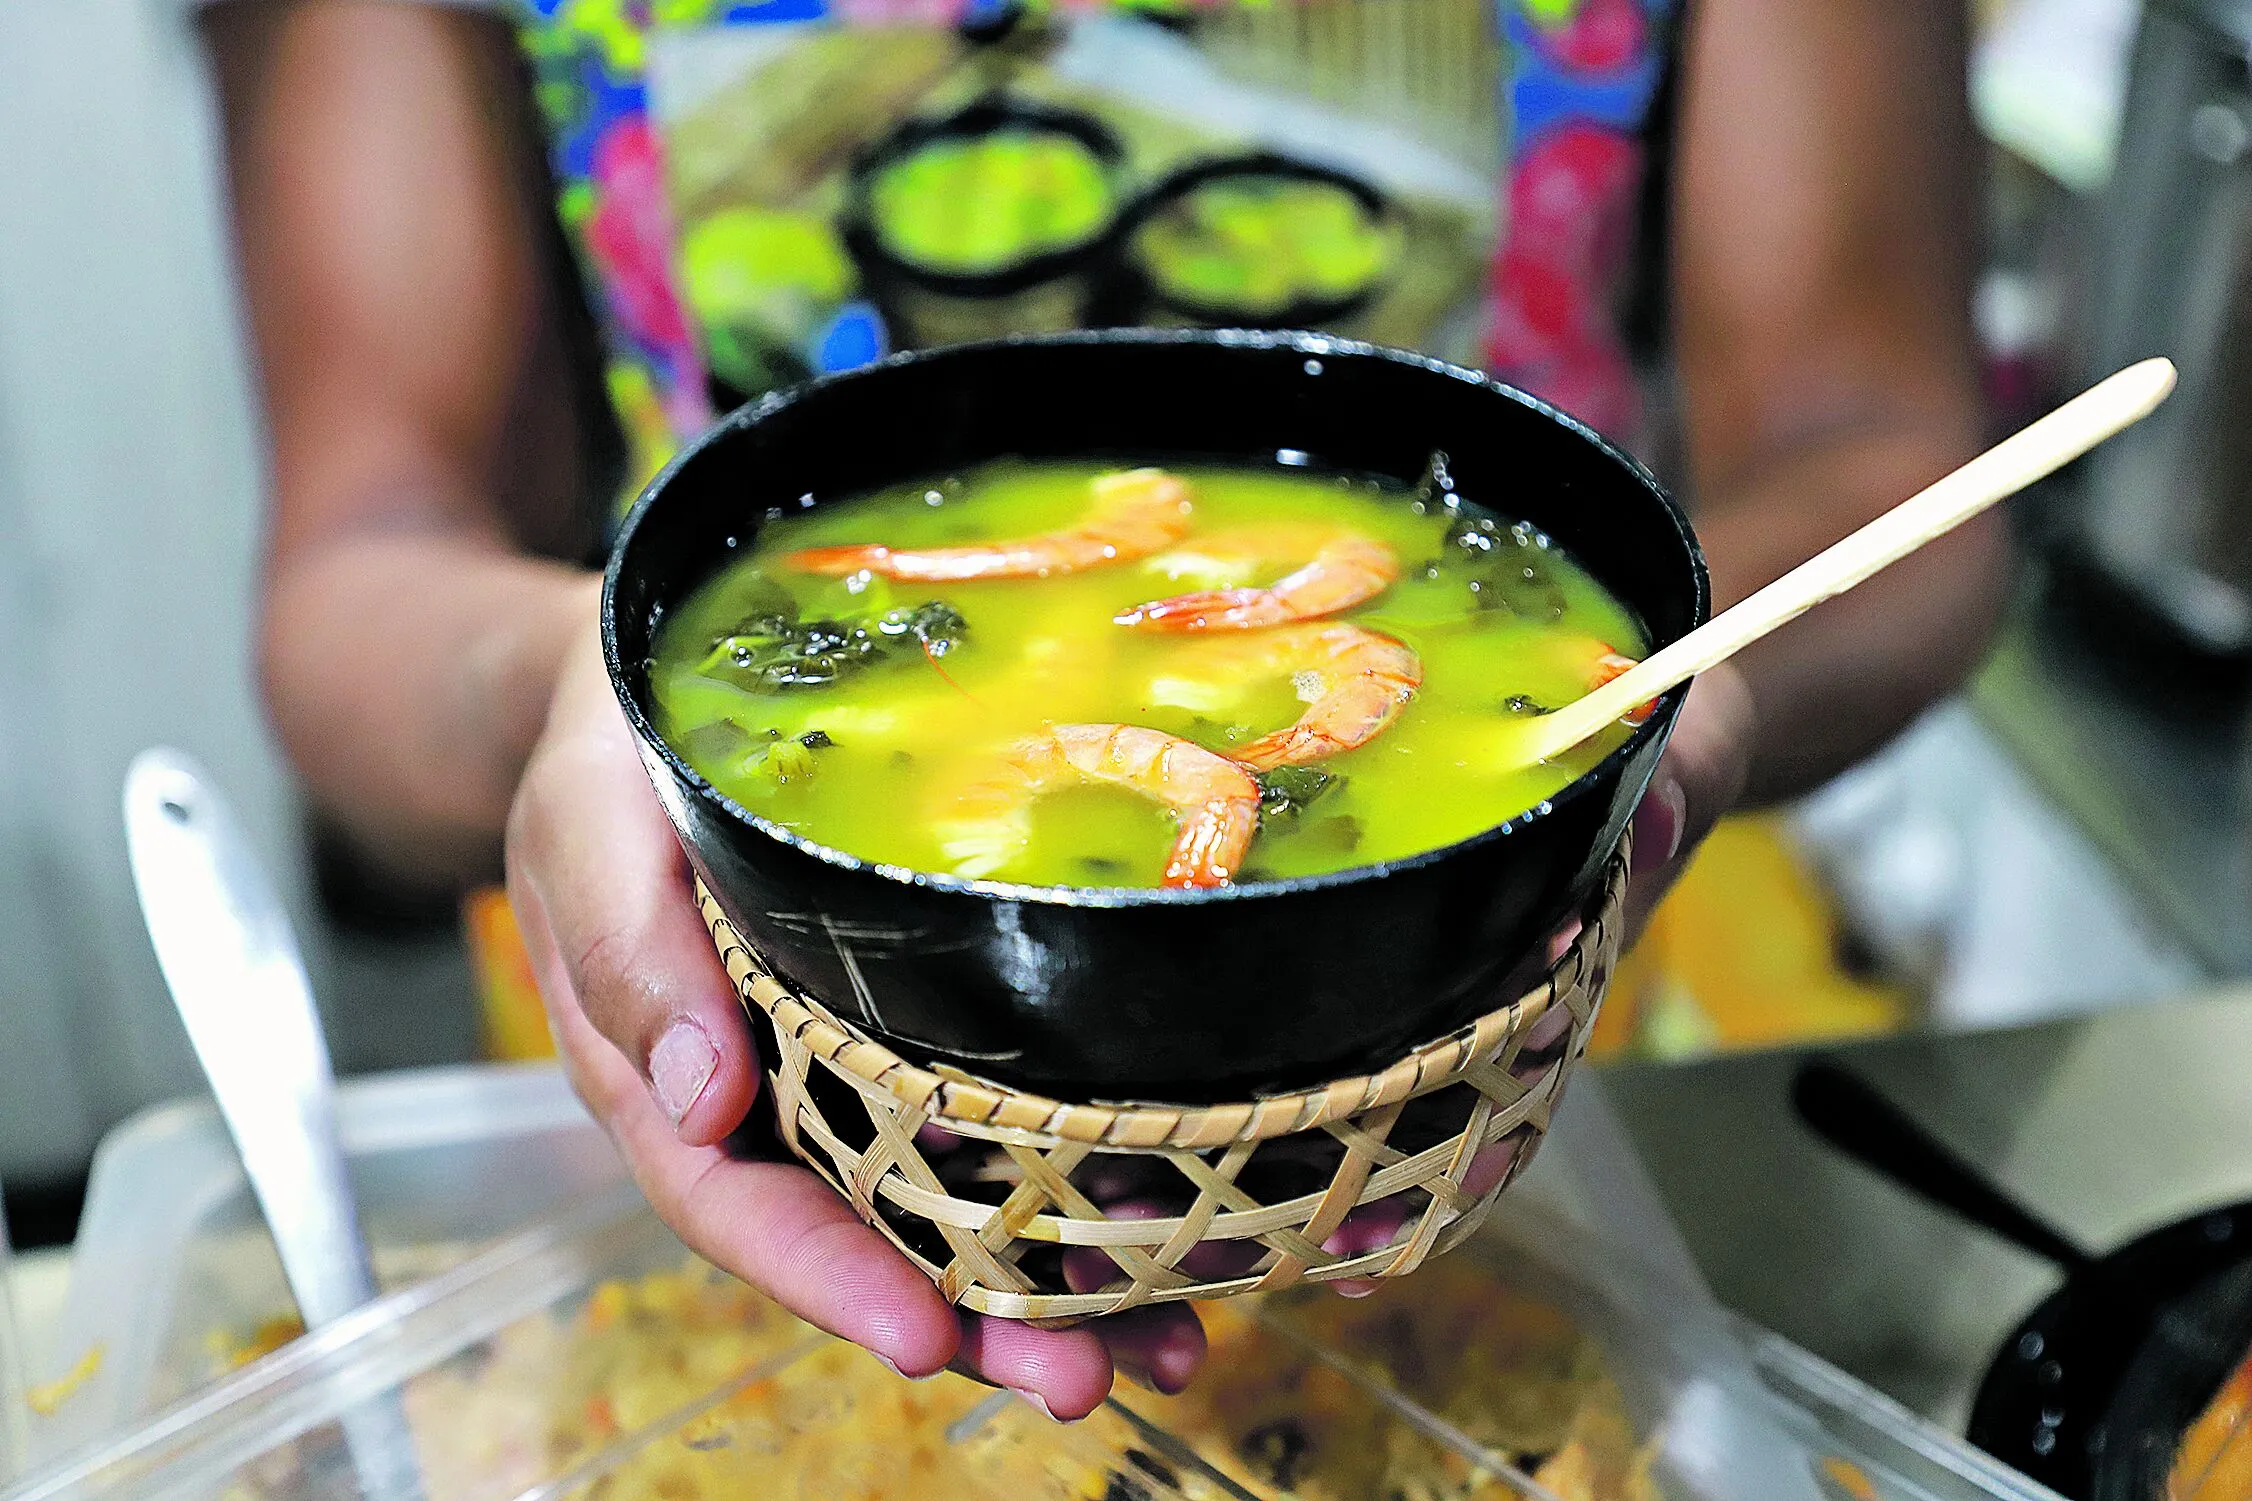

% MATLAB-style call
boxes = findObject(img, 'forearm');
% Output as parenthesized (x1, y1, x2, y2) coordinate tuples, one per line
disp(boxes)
(1695, 420, 2011, 804)
(261, 528, 599, 888)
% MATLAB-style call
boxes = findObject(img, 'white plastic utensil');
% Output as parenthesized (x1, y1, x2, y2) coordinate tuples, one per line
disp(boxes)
(122, 749, 424, 1501)
(1501, 357, 2178, 768)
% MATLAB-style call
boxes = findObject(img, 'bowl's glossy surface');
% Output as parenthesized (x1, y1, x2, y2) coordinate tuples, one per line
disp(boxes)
(606, 330, 1705, 1099)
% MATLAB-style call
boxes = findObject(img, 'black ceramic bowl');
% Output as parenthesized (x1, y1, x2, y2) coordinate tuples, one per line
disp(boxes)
(605, 330, 1706, 1100)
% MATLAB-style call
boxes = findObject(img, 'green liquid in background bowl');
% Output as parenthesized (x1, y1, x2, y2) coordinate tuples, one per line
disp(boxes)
(1136, 178, 1403, 316)
(870, 131, 1116, 276)
(649, 462, 1648, 890)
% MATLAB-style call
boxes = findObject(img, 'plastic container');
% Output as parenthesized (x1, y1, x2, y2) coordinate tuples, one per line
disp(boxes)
(8, 1066, 2066, 1501)
(26, 1064, 629, 1465)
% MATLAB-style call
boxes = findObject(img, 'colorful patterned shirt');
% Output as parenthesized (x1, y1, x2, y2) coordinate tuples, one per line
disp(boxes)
(495, 0, 1671, 509)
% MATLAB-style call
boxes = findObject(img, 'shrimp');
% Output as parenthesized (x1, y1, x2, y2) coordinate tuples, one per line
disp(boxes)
(1114, 533, 1398, 631)
(936, 724, 1260, 889)
(1157, 622, 1421, 772)
(1582, 640, 1656, 726)
(786, 468, 1193, 582)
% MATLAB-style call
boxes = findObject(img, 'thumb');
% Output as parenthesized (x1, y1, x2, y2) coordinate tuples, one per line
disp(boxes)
(506, 614, 760, 1148)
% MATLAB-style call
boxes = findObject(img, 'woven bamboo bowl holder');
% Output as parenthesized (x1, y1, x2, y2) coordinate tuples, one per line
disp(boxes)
(696, 845, 1628, 1325)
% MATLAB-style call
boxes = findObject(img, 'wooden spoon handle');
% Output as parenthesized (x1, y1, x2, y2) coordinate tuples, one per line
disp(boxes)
(1514, 357, 2177, 766)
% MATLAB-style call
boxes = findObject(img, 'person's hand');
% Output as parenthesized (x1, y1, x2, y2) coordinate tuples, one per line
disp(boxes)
(1621, 662, 1755, 940)
(504, 601, 1207, 1417)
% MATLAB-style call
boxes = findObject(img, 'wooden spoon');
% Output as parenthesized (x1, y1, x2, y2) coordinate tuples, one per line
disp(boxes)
(1500, 357, 2178, 768)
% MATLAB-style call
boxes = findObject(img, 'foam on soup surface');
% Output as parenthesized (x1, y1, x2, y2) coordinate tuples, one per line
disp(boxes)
(648, 461, 1649, 889)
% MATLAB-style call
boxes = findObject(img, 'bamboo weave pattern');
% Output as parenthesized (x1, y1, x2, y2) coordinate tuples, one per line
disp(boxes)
(697, 849, 1626, 1322)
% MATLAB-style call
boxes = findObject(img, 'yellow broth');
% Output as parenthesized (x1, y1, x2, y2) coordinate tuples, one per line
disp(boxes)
(648, 462, 1648, 888)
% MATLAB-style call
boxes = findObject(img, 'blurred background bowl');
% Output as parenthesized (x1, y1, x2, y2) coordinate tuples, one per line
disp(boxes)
(841, 96, 1128, 351)
(1120, 152, 1405, 331)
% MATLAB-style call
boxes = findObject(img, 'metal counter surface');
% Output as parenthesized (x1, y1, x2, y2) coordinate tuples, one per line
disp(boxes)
(1968, 556, 2252, 979)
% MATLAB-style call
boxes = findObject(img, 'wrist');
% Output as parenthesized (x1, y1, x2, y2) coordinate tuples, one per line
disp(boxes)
(457, 567, 603, 777)
(263, 534, 600, 886)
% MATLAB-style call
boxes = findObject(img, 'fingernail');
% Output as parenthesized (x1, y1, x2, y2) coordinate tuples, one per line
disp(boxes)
(1130, 1361, 1193, 1397)
(1115, 1354, 1182, 1397)
(649, 1019, 717, 1126)
(1012, 1388, 1067, 1423)
(1630, 777, 1687, 875)
(875, 1354, 939, 1383)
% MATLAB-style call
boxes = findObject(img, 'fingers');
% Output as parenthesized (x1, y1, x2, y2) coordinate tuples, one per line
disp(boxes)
(551, 959, 1140, 1413)
(563, 973, 965, 1377)
(505, 615, 754, 1147)
(955, 1315, 1115, 1421)
(1322, 1195, 1412, 1299)
(1627, 662, 1755, 936)
(947, 1303, 1207, 1417)
(1050, 1204, 1211, 1397)
(1099, 1306, 1207, 1396)
(503, 615, 967, 1382)
(1062, 1202, 1264, 1295)
(1517, 997, 1573, 1054)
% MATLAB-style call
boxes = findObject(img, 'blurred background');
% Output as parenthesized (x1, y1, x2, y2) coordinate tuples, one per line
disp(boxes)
(0, 0, 490, 1241)
(5, 0, 2252, 1441)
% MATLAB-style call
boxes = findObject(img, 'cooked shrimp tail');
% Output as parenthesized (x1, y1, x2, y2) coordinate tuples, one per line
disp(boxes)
(788, 468, 1193, 582)
(1115, 534, 1398, 632)
(937, 723, 1260, 889)
(1584, 641, 1656, 725)
(1216, 624, 1423, 771)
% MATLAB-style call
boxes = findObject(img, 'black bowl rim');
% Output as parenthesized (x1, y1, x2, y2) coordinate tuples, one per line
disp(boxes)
(843, 95, 1129, 298)
(1122, 150, 1403, 328)
(603, 327, 1709, 911)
